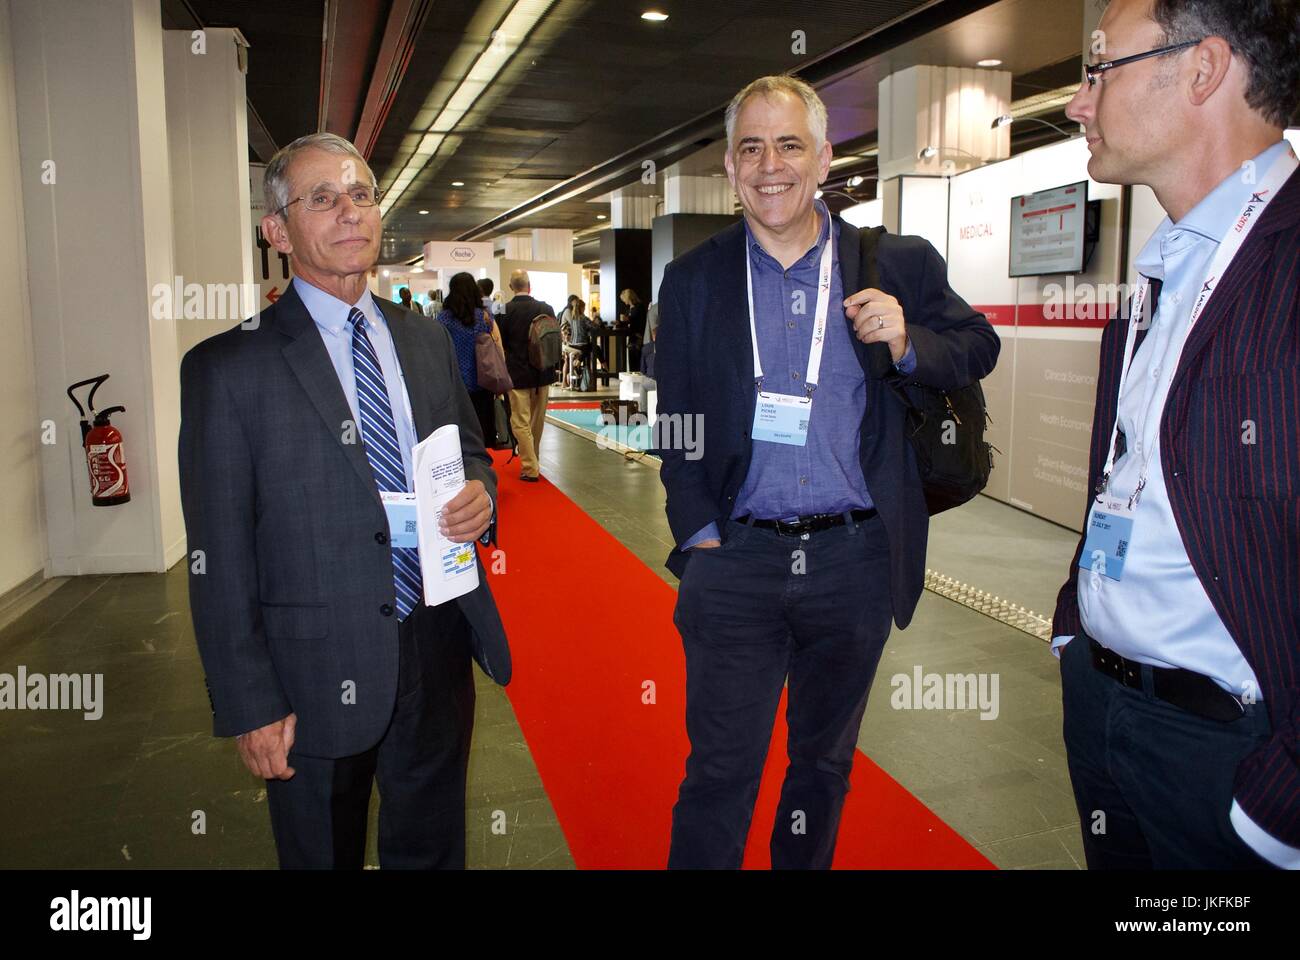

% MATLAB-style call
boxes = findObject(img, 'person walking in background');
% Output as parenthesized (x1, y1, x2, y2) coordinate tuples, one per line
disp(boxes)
(478, 277, 504, 317)
(436, 271, 504, 449)
(621, 288, 648, 371)
(397, 286, 413, 311)
(497, 269, 558, 482)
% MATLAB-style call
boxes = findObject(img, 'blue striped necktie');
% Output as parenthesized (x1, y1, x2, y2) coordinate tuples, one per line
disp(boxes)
(349, 306, 422, 619)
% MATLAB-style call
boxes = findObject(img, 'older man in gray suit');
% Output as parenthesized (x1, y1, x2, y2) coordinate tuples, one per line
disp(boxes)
(179, 132, 509, 869)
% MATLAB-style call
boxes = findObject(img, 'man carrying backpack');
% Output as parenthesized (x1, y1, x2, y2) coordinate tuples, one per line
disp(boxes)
(499, 269, 560, 482)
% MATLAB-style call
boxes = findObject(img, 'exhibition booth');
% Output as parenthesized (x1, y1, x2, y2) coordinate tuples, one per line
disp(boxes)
(881, 131, 1300, 531)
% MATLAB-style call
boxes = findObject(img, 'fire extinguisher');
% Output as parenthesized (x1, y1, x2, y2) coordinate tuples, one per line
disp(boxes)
(67, 375, 131, 506)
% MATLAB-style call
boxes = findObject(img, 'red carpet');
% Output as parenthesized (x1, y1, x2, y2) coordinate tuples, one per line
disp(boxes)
(484, 450, 994, 869)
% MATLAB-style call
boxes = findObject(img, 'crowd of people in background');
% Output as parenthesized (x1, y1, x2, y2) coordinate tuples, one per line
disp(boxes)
(398, 269, 656, 482)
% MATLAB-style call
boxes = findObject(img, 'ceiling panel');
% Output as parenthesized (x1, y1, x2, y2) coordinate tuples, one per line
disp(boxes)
(174, 0, 1091, 260)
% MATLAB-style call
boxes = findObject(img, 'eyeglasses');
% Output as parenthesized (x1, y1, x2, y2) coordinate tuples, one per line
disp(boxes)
(277, 184, 384, 214)
(1083, 38, 1204, 87)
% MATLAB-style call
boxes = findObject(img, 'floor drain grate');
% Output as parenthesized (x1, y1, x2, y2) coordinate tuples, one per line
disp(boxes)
(924, 569, 1052, 641)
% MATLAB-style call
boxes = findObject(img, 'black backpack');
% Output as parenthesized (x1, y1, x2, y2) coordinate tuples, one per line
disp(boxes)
(859, 225, 993, 515)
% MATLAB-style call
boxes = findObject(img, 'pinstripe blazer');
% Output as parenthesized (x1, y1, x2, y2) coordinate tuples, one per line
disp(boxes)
(1053, 170, 1300, 846)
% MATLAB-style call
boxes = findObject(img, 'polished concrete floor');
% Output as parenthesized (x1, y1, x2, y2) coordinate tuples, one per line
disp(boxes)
(0, 391, 1087, 869)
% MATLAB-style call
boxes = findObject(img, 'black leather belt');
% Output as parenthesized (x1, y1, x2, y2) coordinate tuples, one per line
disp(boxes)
(735, 508, 877, 537)
(1087, 637, 1245, 722)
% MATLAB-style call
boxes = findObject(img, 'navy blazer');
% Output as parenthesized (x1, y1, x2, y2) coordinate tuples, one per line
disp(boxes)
(1054, 170, 1300, 846)
(179, 283, 510, 759)
(655, 216, 1000, 629)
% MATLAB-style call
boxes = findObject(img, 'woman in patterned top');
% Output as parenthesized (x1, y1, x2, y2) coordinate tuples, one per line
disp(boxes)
(436, 270, 501, 447)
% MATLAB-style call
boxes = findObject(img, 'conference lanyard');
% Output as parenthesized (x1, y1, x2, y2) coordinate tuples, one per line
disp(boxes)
(1097, 147, 1298, 505)
(745, 227, 835, 397)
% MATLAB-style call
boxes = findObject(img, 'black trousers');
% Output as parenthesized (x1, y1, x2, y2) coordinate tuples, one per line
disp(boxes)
(668, 515, 894, 869)
(1060, 629, 1275, 869)
(265, 601, 476, 869)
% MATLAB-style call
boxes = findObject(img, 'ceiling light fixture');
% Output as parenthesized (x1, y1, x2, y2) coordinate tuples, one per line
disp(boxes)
(418, 209, 429, 214)
(596, 214, 607, 220)
(452, 181, 465, 187)
(641, 10, 668, 21)
(977, 59, 1003, 67)
(380, 0, 558, 216)
(992, 114, 1072, 136)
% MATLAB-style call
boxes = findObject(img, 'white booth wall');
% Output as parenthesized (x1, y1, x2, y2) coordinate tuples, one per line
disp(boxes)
(496, 258, 581, 314)
(943, 136, 1129, 531)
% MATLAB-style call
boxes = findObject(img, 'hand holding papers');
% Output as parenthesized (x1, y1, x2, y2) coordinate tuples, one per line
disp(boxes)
(412, 424, 480, 606)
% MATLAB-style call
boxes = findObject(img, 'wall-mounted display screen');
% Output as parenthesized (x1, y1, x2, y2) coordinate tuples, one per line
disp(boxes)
(1009, 180, 1089, 277)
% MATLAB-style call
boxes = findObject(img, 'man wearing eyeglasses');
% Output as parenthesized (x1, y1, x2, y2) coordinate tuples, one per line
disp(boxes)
(1054, 0, 1300, 869)
(179, 132, 510, 868)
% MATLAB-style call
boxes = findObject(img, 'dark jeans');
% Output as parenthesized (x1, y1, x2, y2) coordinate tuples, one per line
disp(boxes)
(669, 514, 894, 869)
(1060, 630, 1275, 869)
(266, 600, 476, 869)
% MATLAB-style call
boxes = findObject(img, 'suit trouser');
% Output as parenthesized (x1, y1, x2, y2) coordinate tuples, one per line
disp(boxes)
(1059, 629, 1275, 869)
(508, 384, 550, 477)
(668, 515, 894, 869)
(265, 600, 476, 869)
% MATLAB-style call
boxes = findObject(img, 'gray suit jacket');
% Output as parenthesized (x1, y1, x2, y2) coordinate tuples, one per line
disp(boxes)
(179, 282, 510, 758)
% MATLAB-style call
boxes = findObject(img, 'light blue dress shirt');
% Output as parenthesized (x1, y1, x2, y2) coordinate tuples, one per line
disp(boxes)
(294, 276, 419, 492)
(1052, 140, 1297, 867)
(683, 203, 915, 548)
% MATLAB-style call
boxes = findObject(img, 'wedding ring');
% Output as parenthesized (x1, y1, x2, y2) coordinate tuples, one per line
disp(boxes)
(877, 316, 885, 329)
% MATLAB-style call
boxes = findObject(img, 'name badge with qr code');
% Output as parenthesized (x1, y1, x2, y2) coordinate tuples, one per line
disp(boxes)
(752, 390, 812, 446)
(1078, 497, 1134, 582)
(380, 491, 419, 549)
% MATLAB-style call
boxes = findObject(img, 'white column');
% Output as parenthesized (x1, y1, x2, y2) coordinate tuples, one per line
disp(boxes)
(12, 0, 184, 575)
(610, 189, 655, 228)
(878, 65, 1011, 179)
(0, 0, 46, 595)
(529, 228, 572, 262)
(663, 171, 732, 214)
(495, 235, 531, 260)
(164, 26, 254, 359)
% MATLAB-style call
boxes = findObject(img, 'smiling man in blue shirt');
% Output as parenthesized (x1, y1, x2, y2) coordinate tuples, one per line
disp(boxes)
(1055, 0, 1300, 869)
(656, 76, 998, 869)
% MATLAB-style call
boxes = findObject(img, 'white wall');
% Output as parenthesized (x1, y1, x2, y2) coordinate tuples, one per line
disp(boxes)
(898, 175, 950, 259)
(946, 136, 1122, 530)
(0, 0, 46, 594)
(13, 0, 185, 575)
(164, 27, 254, 360)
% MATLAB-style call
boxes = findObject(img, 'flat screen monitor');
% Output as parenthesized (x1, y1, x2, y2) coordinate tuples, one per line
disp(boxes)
(1009, 180, 1089, 277)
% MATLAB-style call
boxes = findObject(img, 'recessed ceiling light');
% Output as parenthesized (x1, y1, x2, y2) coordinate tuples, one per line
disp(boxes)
(451, 181, 465, 187)
(641, 10, 668, 21)
(418, 209, 429, 215)
(977, 59, 1003, 67)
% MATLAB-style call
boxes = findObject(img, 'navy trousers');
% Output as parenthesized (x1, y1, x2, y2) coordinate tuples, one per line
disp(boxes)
(1060, 630, 1275, 869)
(266, 600, 476, 869)
(668, 515, 894, 869)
